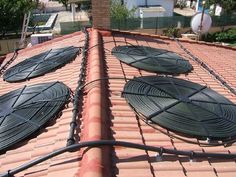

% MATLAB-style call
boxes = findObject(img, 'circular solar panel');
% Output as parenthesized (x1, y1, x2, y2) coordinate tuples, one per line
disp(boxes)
(0, 82, 70, 151)
(112, 46, 193, 74)
(123, 76, 236, 139)
(3, 46, 80, 82)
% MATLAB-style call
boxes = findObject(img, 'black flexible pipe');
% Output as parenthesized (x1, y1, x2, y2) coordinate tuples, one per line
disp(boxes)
(67, 35, 236, 147)
(2, 36, 236, 177)
(77, 76, 236, 146)
(66, 27, 89, 146)
(66, 33, 135, 146)
(78, 77, 131, 90)
(175, 38, 236, 96)
(85, 40, 138, 53)
(1, 140, 236, 177)
(138, 110, 236, 147)
(0, 49, 20, 76)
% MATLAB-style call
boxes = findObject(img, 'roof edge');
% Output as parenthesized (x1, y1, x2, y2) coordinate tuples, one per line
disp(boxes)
(1, 31, 83, 74)
(4, 31, 83, 59)
(107, 29, 236, 51)
(21, 31, 83, 53)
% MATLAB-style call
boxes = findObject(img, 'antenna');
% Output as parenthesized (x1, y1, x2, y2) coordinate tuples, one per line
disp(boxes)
(191, 1, 212, 40)
(191, 12, 212, 34)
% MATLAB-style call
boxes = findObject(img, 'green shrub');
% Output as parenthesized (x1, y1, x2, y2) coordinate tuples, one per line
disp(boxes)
(203, 28, 236, 43)
(111, 0, 136, 21)
(110, 0, 137, 29)
(163, 27, 180, 38)
(215, 28, 236, 42)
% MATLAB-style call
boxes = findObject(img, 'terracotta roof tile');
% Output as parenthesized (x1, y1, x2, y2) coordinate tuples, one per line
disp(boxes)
(103, 31, 236, 177)
(1, 29, 236, 177)
(0, 32, 85, 177)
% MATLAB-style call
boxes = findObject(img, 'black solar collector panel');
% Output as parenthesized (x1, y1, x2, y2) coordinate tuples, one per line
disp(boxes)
(3, 46, 80, 82)
(123, 76, 236, 139)
(112, 45, 193, 74)
(0, 82, 70, 151)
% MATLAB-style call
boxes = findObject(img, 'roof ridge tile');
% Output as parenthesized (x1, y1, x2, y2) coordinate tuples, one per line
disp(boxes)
(78, 29, 110, 177)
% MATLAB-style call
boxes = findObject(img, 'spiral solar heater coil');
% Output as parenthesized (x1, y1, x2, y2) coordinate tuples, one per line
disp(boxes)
(0, 82, 70, 152)
(123, 76, 236, 140)
(3, 46, 80, 82)
(112, 45, 193, 74)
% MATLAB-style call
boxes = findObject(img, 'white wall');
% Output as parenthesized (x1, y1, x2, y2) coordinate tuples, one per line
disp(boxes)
(125, 0, 138, 10)
(124, 0, 174, 16)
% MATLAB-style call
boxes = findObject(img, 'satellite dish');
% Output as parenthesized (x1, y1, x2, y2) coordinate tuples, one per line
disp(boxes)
(191, 12, 212, 34)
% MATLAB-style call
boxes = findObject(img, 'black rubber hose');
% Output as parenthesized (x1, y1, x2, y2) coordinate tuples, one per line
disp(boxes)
(1, 140, 236, 177)
(174, 38, 236, 96)
(85, 40, 138, 52)
(67, 27, 89, 146)
(68, 76, 236, 147)
(0, 49, 20, 76)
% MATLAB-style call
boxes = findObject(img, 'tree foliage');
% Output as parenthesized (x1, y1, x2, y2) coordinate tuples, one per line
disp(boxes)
(0, 0, 36, 37)
(111, 0, 137, 22)
(215, 28, 236, 42)
(207, 0, 236, 15)
(56, 0, 69, 10)
(163, 27, 180, 38)
(203, 28, 236, 43)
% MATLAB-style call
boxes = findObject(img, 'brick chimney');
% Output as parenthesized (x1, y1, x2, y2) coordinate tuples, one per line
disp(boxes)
(91, 0, 110, 29)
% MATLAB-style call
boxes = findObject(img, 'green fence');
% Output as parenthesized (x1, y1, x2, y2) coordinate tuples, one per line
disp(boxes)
(211, 15, 236, 27)
(60, 21, 91, 35)
(60, 22, 82, 35)
(111, 15, 236, 30)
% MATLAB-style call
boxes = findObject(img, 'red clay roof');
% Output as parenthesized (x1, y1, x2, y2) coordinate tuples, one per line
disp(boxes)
(0, 29, 236, 177)
(0, 31, 84, 177)
(103, 31, 236, 177)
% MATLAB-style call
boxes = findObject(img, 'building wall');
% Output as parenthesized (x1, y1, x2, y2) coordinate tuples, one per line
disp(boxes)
(0, 38, 20, 55)
(92, 0, 110, 29)
(0, 38, 30, 55)
(91, 0, 174, 29)
(124, 0, 174, 16)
